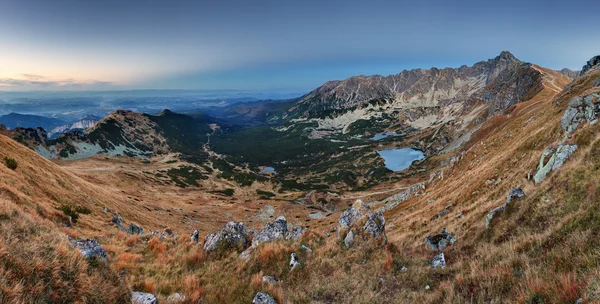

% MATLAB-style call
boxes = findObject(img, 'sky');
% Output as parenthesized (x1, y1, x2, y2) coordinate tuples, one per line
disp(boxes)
(0, 0, 598, 92)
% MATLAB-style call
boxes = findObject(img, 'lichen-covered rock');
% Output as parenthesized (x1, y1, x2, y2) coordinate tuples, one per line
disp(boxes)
(430, 252, 446, 269)
(132, 292, 157, 304)
(190, 229, 199, 243)
(128, 223, 144, 235)
(285, 227, 306, 241)
(561, 95, 599, 133)
(70, 238, 108, 261)
(253, 292, 278, 304)
(344, 230, 355, 248)
(338, 200, 369, 228)
(534, 144, 577, 183)
(363, 211, 385, 239)
(485, 205, 507, 229)
(203, 221, 249, 252)
(506, 188, 525, 204)
(253, 216, 288, 247)
(290, 253, 300, 270)
(425, 229, 456, 251)
(111, 215, 125, 232)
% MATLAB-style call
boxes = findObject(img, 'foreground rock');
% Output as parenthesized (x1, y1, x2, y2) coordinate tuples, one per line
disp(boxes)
(70, 238, 108, 261)
(486, 188, 526, 229)
(253, 292, 278, 304)
(338, 200, 369, 228)
(425, 229, 456, 251)
(132, 292, 157, 304)
(204, 221, 249, 252)
(533, 144, 577, 183)
(430, 252, 446, 269)
(253, 216, 288, 247)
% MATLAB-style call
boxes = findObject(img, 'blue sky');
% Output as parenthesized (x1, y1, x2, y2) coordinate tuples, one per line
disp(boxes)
(0, 0, 598, 91)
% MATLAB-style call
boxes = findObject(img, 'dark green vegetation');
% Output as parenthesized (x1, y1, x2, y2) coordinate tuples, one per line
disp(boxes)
(164, 165, 208, 188)
(3, 156, 17, 170)
(57, 205, 92, 223)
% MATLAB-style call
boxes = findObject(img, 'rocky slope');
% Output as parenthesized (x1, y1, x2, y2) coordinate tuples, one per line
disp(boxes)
(48, 118, 99, 139)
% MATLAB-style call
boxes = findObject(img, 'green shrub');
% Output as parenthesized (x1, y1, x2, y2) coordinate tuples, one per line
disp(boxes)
(4, 157, 17, 170)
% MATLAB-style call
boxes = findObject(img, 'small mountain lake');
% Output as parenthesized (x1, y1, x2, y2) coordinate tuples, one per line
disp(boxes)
(371, 132, 399, 140)
(377, 148, 424, 171)
(260, 166, 276, 173)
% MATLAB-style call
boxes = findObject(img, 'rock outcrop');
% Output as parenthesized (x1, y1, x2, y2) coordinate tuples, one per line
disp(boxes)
(505, 187, 525, 204)
(253, 216, 288, 247)
(132, 292, 157, 304)
(203, 221, 249, 252)
(253, 292, 278, 304)
(561, 94, 600, 133)
(338, 200, 368, 228)
(363, 211, 386, 239)
(70, 238, 108, 261)
(580, 55, 600, 76)
(112, 215, 126, 232)
(486, 188, 526, 229)
(425, 229, 456, 251)
(286, 227, 306, 241)
(430, 253, 446, 269)
(533, 144, 577, 183)
(128, 223, 144, 235)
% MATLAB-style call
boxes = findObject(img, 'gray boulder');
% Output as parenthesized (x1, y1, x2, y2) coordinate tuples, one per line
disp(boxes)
(128, 223, 144, 235)
(534, 144, 577, 183)
(190, 229, 199, 243)
(286, 227, 306, 241)
(111, 215, 125, 232)
(70, 238, 108, 261)
(506, 188, 525, 204)
(253, 292, 278, 304)
(561, 95, 598, 133)
(344, 230, 355, 248)
(253, 216, 288, 247)
(425, 229, 456, 251)
(430, 252, 446, 269)
(203, 221, 249, 252)
(363, 211, 385, 239)
(132, 292, 157, 304)
(338, 200, 369, 228)
(290, 253, 300, 270)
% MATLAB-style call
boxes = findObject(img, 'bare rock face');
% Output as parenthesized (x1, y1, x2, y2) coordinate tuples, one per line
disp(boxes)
(253, 292, 278, 304)
(132, 292, 157, 304)
(363, 211, 386, 239)
(430, 252, 446, 269)
(128, 223, 144, 235)
(203, 221, 249, 252)
(425, 229, 456, 251)
(70, 238, 108, 261)
(253, 216, 288, 247)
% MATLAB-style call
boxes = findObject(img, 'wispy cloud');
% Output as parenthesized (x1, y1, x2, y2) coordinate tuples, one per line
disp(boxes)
(0, 75, 113, 90)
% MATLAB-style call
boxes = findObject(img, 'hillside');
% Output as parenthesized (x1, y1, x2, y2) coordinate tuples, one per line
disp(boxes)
(0, 112, 65, 129)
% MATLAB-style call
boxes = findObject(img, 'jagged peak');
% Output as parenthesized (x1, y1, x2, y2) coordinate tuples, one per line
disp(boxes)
(580, 55, 600, 76)
(157, 109, 174, 116)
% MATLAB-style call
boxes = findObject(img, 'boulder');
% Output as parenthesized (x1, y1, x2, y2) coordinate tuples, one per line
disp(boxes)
(506, 188, 525, 204)
(561, 95, 599, 133)
(132, 292, 157, 304)
(111, 215, 125, 232)
(289, 253, 300, 270)
(286, 227, 306, 241)
(301, 244, 313, 253)
(203, 221, 249, 252)
(363, 211, 385, 239)
(70, 238, 108, 261)
(425, 229, 456, 251)
(430, 252, 446, 269)
(253, 216, 288, 247)
(338, 200, 369, 228)
(344, 230, 355, 248)
(128, 223, 144, 235)
(534, 144, 577, 183)
(253, 292, 278, 304)
(262, 276, 279, 285)
(190, 229, 199, 243)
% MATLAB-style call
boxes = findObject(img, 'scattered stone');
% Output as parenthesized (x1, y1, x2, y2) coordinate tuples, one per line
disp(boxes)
(506, 188, 525, 204)
(456, 213, 464, 219)
(165, 228, 174, 237)
(190, 229, 199, 243)
(132, 292, 157, 304)
(167, 292, 186, 303)
(111, 215, 125, 232)
(401, 266, 408, 272)
(290, 253, 300, 270)
(485, 205, 506, 229)
(534, 144, 577, 183)
(128, 223, 144, 235)
(430, 252, 446, 269)
(436, 209, 449, 219)
(262, 276, 279, 285)
(151, 231, 167, 239)
(253, 216, 288, 247)
(363, 211, 385, 239)
(103, 207, 108, 213)
(203, 221, 249, 252)
(70, 238, 108, 261)
(425, 229, 456, 251)
(253, 292, 278, 304)
(301, 245, 313, 253)
(425, 285, 431, 290)
(344, 230, 355, 248)
(286, 227, 306, 241)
